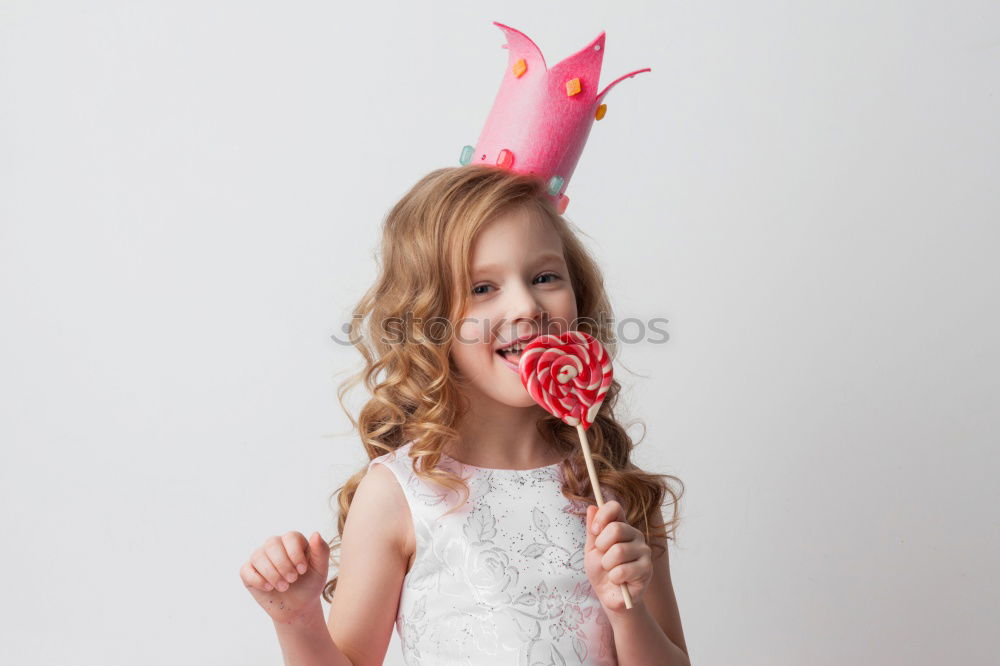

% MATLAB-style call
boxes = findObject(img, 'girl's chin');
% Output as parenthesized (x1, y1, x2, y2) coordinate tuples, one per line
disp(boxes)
(495, 394, 542, 410)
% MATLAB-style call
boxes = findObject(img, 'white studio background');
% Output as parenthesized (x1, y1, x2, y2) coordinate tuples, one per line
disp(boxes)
(1, 1, 997, 664)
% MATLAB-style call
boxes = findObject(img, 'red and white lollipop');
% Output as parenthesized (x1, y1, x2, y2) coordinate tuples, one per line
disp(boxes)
(519, 330, 612, 431)
(518, 330, 634, 609)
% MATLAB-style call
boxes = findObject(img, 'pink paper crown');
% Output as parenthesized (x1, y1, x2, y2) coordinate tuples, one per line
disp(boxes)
(459, 22, 651, 213)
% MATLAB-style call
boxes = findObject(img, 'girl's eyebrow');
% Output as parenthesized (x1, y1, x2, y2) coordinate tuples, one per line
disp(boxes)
(472, 251, 566, 274)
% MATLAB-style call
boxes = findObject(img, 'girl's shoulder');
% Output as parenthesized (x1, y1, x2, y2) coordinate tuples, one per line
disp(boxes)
(364, 441, 420, 515)
(367, 440, 466, 512)
(358, 445, 417, 570)
(366, 440, 418, 477)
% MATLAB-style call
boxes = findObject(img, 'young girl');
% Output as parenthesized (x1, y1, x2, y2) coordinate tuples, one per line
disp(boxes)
(239, 165, 689, 665)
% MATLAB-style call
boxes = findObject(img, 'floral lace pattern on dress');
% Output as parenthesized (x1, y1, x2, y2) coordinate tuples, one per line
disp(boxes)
(368, 442, 617, 665)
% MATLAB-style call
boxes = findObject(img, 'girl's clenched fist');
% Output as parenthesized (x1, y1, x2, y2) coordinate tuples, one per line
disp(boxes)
(239, 531, 330, 625)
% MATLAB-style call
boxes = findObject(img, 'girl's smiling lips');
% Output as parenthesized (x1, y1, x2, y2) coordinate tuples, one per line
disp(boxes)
(494, 332, 539, 351)
(496, 348, 522, 373)
(495, 333, 541, 373)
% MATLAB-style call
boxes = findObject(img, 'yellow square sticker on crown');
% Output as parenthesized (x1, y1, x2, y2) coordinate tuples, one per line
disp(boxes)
(513, 59, 527, 78)
(565, 77, 582, 96)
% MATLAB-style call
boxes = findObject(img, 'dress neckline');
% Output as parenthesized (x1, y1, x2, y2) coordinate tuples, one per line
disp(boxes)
(440, 450, 568, 473)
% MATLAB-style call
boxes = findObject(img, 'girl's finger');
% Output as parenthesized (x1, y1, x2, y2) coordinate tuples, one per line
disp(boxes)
(594, 520, 639, 552)
(585, 506, 598, 553)
(608, 560, 646, 586)
(307, 532, 331, 573)
(600, 541, 644, 571)
(590, 500, 625, 536)
(281, 532, 310, 575)
(240, 561, 273, 591)
(252, 551, 286, 590)
(264, 538, 300, 584)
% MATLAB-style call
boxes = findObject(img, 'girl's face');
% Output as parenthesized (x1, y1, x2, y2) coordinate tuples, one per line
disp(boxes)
(450, 206, 578, 408)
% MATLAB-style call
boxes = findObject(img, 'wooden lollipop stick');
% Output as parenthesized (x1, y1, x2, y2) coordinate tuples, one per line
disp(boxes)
(577, 423, 634, 610)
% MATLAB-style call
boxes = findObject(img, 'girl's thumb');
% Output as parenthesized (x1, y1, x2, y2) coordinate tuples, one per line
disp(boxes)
(307, 531, 330, 572)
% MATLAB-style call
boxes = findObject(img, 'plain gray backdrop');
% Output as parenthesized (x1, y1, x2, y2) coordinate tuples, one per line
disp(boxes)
(1, 1, 997, 664)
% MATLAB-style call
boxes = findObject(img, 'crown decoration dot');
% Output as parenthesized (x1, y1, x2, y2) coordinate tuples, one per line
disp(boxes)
(496, 148, 515, 169)
(557, 194, 570, 214)
(547, 175, 565, 196)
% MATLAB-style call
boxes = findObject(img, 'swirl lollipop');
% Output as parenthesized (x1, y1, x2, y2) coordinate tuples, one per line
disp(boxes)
(519, 330, 634, 609)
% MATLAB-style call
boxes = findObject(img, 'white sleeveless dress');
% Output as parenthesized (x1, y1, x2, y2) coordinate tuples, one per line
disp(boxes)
(367, 440, 618, 665)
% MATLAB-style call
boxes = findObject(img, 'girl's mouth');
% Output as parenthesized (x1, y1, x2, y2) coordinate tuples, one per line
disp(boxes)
(496, 347, 523, 373)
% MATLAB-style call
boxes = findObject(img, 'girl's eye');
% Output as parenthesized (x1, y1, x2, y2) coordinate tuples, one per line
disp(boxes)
(472, 273, 560, 296)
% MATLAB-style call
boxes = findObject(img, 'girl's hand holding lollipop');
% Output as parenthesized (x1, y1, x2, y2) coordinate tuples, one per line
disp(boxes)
(585, 499, 655, 612)
(519, 330, 644, 610)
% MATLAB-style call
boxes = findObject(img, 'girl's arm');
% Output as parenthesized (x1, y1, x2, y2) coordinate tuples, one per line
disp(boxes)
(272, 462, 411, 665)
(324, 462, 412, 663)
(272, 609, 352, 666)
(608, 514, 690, 665)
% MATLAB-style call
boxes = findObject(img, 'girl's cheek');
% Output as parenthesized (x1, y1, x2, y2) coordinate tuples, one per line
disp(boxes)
(550, 291, 577, 321)
(456, 321, 484, 346)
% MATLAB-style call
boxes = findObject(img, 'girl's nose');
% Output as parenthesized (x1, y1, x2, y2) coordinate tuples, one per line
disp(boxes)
(506, 282, 544, 323)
